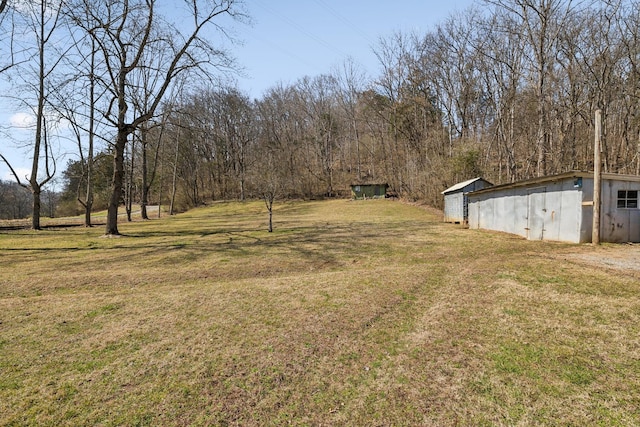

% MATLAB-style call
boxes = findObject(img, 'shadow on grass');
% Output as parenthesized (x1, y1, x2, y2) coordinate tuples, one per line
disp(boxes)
(0, 206, 438, 277)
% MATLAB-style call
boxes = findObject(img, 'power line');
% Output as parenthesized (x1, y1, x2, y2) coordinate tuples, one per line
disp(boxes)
(311, 0, 376, 46)
(253, 0, 352, 59)
(244, 26, 319, 70)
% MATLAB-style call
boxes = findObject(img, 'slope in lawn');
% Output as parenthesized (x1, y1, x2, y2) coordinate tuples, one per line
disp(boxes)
(0, 199, 638, 426)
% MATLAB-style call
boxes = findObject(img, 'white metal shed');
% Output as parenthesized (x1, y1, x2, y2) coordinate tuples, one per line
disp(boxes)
(467, 171, 640, 243)
(442, 177, 493, 223)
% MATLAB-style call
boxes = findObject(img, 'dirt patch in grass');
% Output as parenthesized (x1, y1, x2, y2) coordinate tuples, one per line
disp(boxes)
(561, 244, 640, 273)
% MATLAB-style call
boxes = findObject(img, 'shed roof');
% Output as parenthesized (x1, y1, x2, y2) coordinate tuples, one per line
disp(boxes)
(441, 177, 489, 195)
(350, 183, 388, 187)
(468, 171, 640, 196)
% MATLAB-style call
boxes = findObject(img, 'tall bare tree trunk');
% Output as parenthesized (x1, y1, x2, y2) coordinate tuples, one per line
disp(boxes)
(106, 128, 130, 235)
(140, 123, 149, 220)
(84, 41, 96, 227)
(28, 0, 58, 230)
(106, 65, 131, 234)
(30, 42, 46, 230)
(170, 124, 180, 216)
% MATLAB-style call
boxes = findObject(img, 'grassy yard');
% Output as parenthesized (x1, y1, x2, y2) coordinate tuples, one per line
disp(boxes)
(1, 199, 639, 426)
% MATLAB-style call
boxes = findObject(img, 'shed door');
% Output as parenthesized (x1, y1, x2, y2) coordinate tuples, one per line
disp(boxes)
(527, 188, 546, 240)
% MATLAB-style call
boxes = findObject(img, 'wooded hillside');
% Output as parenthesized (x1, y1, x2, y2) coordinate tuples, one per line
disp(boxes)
(102, 0, 640, 212)
(3, 1, 640, 218)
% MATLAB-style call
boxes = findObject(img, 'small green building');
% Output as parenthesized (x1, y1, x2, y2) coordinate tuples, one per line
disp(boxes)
(350, 183, 389, 200)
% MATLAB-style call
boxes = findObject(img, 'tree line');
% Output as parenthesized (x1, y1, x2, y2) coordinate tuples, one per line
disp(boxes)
(1, 0, 246, 232)
(2, 0, 640, 231)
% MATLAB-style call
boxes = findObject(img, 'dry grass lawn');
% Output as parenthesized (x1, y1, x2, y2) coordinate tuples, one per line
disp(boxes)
(0, 199, 639, 426)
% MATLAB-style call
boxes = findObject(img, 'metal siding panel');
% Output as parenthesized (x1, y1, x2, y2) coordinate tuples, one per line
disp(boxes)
(498, 191, 517, 235)
(527, 188, 546, 240)
(476, 189, 510, 236)
(557, 180, 583, 243)
(494, 193, 508, 233)
(479, 195, 493, 230)
(487, 191, 502, 231)
(543, 181, 564, 242)
(602, 179, 640, 243)
(602, 180, 623, 242)
(444, 192, 464, 223)
(466, 175, 640, 243)
(538, 179, 582, 243)
(443, 195, 453, 222)
(456, 193, 464, 222)
(512, 191, 528, 238)
(630, 211, 640, 242)
(580, 178, 594, 243)
(468, 198, 478, 228)
(471, 177, 592, 243)
(545, 186, 561, 241)
(601, 180, 615, 242)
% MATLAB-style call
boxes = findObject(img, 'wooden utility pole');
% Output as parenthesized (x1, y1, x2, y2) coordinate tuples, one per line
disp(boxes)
(593, 109, 602, 245)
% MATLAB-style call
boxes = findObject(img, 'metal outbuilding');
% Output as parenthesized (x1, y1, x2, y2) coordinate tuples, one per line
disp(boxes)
(467, 171, 640, 243)
(351, 183, 389, 200)
(442, 177, 493, 223)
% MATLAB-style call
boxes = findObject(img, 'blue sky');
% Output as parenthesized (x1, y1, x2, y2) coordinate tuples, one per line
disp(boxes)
(235, 0, 476, 98)
(0, 0, 475, 184)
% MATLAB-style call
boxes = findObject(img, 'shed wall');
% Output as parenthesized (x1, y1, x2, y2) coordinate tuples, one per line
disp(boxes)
(468, 176, 640, 243)
(443, 179, 492, 223)
(443, 192, 464, 223)
(468, 178, 584, 243)
(580, 179, 594, 243)
(601, 180, 640, 242)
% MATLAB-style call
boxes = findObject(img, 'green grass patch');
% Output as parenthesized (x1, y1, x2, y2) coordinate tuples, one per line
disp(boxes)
(1, 199, 639, 425)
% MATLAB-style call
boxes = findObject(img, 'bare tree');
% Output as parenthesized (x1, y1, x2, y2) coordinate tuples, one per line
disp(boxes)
(563, 3, 619, 172)
(484, 0, 577, 177)
(0, 0, 68, 229)
(333, 58, 367, 182)
(0, 0, 17, 74)
(618, 0, 640, 173)
(50, 34, 108, 227)
(474, 10, 526, 182)
(205, 85, 255, 201)
(372, 32, 412, 194)
(296, 74, 343, 197)
(0, 179, 31, 219)
(252, 131, 285, 233)
(427, 11, 484, 143)
(129, 52, 185, 219)
(261, 152, 280, 233)
(256, 84, 308, 196)
(70, 0, 245, 235)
